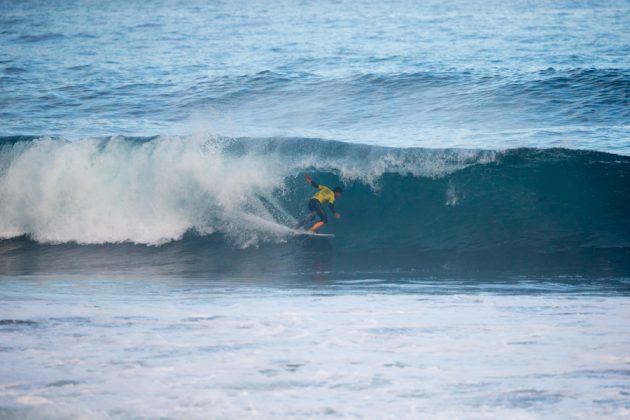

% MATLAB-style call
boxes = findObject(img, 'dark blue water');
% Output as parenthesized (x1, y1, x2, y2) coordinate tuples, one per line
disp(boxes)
(1, 0, 629, 151)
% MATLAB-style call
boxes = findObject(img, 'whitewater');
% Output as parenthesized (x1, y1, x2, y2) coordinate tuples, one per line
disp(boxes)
(1, 0, 630, 418)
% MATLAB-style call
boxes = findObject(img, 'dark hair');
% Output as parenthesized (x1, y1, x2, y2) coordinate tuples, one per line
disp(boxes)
(333, 186, 343, 194)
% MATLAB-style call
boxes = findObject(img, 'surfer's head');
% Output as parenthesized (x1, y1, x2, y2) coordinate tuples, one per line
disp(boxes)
(333, 186, 343, 198)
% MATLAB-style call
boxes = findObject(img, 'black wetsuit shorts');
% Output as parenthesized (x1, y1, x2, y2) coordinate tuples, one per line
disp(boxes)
(308, 198, 328, 223)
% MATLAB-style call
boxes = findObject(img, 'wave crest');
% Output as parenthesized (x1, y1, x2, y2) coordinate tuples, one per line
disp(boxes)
(0, 135, 497, 246)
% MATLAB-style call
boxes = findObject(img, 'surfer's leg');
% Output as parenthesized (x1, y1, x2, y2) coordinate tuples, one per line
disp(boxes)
(308, 221, 325, 233)
(308, 201, 327, 232)
(295, 199, 320, 229)
(295, 211, 315, 229)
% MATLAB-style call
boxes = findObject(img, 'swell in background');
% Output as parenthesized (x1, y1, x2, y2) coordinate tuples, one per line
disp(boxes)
(1, 0, 629, 153)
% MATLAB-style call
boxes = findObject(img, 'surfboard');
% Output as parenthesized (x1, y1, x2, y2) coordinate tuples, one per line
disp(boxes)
(291, 230, 334, 238)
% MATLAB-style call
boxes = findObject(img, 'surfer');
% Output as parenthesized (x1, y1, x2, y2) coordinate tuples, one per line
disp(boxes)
(294, 173, 342, 233)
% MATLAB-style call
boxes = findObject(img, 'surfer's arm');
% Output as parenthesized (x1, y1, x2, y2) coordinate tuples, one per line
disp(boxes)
(329, 203, 341, 219)
(305, 173, 319, 188)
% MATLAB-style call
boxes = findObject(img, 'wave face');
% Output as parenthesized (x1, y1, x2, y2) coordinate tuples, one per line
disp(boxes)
(0, 136, 498, 245)
(1, 136, 629, 276)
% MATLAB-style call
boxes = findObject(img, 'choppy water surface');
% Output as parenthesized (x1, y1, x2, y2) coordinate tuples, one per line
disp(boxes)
(1, 0, 629, 151)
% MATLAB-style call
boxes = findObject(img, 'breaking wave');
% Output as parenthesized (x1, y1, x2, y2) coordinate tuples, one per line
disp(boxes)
(0, 135, 629, 276)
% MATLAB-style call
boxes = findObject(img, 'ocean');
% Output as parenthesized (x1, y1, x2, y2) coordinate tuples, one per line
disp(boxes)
(1, 0, 629, 418)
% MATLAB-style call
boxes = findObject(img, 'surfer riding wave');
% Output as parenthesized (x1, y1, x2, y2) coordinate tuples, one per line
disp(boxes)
(294, 173, 343, 233)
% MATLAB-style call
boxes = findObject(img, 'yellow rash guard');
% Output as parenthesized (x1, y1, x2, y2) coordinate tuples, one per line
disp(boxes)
(312, 185, 335, 204)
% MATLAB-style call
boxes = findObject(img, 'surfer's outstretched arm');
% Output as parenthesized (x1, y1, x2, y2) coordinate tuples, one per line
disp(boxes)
(305, 173, 319, 188)
(329, 203, 341, 219)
